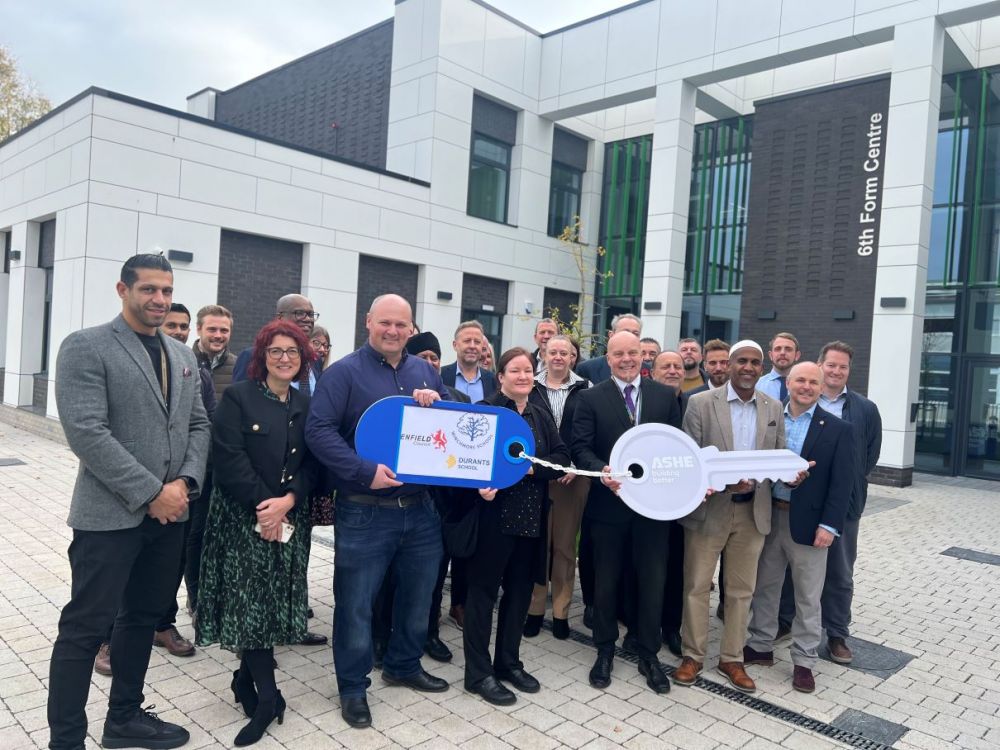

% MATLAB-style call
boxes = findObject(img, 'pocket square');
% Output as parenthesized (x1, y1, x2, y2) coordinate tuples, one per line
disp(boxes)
(183, 367, 192, 377)
(768, 420, 777, 426)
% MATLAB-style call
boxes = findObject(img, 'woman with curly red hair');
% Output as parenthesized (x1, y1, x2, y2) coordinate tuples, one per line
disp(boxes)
(196, 320, 318, 746)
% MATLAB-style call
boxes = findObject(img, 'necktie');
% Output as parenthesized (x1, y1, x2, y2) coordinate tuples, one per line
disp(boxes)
(299, 364, 312, 397)
(624, 384, 636, 421)
(778, 375, 787, 402)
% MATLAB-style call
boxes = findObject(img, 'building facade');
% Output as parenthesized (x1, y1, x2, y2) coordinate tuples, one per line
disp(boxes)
(2, 0, 1000, 484)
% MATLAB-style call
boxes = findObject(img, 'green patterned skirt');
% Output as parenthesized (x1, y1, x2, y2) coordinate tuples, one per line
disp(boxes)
(195, 488, 311, 652)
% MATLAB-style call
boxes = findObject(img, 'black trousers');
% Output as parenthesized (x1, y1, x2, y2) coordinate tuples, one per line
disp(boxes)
(578, 515, 594, 606)
(661, 520, 686, 634)
(463, 520, 535, 688)
(48, 517, 185, 750)
(450, 556, 468, 608)
(591, 513, 670, 660)
(183, 469, 213, 613)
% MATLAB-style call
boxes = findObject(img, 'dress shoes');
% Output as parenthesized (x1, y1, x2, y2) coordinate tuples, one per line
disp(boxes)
(827, 637, 853, 664)
(742, 645, 774, 666)
(341, 696, 372, 729)
(448, 605, 465, 630)
(522, 613, 543, 638)
(662, 630, 682, 658)
(672, 657, 702, 686)
(495, 667, 540, 693)
(101, 706, 190, 749)
(94, 642, 112, 676)
(717, 661, 756, 693)
(468, 676, 516, 706)
(583, 605, 594, 630)
(153, 627, 195, 657)
(588, 653, 613, 689)
(382, 668, 449, 693)
(373, 639, 387, 669)
(298, 631, 328, 646)
(638, 659, 671, 694)
(423, 635, 453, 662)
(792, 665, 815, 693)
(552, 618, 570, 640)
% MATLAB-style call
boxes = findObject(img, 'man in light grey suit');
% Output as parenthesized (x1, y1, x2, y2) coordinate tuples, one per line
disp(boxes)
(47, 254, 210, 750)
(674, 340, 792, 695)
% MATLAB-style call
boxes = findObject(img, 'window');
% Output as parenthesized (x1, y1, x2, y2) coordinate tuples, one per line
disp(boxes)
(468, 134, 511, 223)
(548, 162, 583, 237)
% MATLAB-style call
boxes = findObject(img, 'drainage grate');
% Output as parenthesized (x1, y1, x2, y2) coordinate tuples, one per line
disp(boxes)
(833, 709, 909, 747)
(820, 637, 914, 678)
(941, 546, 1000, 567)
(542, 618, 902, 750)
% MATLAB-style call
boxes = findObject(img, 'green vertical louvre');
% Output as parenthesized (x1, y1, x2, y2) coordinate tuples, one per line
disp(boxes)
(630, 137, 650, 297)
(968, 70, 988, 284)
(616, 141, 634, 294)
(692, 125, 713, 294)
(604, 143, 621, 295)
(729, 118, 747, 292)
(709, 124, 732, 293)
(943, 74, 962, 288)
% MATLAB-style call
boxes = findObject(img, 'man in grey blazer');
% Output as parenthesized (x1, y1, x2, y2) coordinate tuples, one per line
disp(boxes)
(47, 254, 210, 750)
(675, 340, 790, 695)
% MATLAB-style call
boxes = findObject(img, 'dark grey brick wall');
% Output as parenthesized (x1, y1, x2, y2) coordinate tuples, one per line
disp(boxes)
(869, 465, 913, 487)
(39, 219, 55, 269)
(32, 373, 48, 412)
(543, 287, 579, 324)
(217, 230, 303, 353)
(354, 256, 419, 348)
(215, 20, 393, 170)
(740, 78, 890, 395)
(462, 274, 509, 314)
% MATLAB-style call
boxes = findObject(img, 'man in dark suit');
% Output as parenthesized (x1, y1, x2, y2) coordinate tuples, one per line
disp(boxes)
(571, 331, 682, 694)
(575, 313, 642, 385)
(744, 362, 853, 693)
(48, 254, 210, 750)
(440, 320, 497, 401)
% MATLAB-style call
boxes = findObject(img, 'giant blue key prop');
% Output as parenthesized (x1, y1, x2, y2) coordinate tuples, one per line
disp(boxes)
(355, 396, 535, 489)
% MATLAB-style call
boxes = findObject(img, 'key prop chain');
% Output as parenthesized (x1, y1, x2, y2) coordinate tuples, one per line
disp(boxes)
(608, 423, 809, 520)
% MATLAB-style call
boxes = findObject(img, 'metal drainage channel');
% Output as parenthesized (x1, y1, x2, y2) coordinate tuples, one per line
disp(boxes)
(542, 619, 896, 750)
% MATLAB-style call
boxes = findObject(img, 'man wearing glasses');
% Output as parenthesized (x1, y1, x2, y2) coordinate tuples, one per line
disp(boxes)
(232, 294, 323, 395)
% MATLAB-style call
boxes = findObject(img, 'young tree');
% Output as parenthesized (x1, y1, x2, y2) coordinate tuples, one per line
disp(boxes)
(546, 216, 613, 351)
(0, 46, 52, 141)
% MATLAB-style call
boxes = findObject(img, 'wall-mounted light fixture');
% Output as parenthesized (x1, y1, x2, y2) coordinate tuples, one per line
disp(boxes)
(880, 297, 906, 308)
(167, 249, 194, 263)
(832, 309, 855, 321)
(757, 310, 777, 320)
(642, 301, 662, 311)
(436, 291, 453, 301)
(8, 249, 21, 261)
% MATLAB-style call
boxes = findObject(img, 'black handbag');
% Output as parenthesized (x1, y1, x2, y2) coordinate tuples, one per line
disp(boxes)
(442, 503, 480, 558)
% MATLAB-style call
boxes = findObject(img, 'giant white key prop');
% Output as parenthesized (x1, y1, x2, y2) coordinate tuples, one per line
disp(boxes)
(608, 424, 809, 521)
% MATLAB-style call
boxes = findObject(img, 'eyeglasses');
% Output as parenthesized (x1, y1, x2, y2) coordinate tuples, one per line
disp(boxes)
(266, 347, 302, 360)
(310, 341, 330, 352)
(281, 309, 319, 321)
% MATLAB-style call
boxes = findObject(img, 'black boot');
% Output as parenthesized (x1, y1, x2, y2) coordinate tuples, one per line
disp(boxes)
(234, 691, 285, 746)
(230, 668, 258, 718)
(522, 613, 543, 638)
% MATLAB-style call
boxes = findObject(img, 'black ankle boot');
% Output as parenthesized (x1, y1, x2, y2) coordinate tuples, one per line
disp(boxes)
(230, 669, 258, 718)
(522, 613, 543, 638)
(234, 691, 285, 746)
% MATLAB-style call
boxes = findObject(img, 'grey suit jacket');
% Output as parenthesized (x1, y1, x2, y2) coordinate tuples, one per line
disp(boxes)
(679, 385, 785, 537)
(55, 314, 211, 531)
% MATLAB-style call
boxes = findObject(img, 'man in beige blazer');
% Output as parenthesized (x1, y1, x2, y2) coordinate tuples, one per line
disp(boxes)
(675, 340, 787, 694)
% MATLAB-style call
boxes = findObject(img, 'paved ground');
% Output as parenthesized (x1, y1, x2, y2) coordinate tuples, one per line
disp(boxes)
(1, 422, 999, 750)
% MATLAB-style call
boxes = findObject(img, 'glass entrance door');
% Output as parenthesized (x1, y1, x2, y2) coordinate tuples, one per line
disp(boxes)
(962, 360, 1000, 479)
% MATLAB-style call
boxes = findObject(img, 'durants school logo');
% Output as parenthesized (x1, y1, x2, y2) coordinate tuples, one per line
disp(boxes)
(451, 413, 493, 450)
(432, 429, 447, 452)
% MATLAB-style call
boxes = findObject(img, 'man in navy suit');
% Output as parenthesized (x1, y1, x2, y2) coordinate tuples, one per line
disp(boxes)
(743, 362, 853, 694)
(440, 320, 497, 401)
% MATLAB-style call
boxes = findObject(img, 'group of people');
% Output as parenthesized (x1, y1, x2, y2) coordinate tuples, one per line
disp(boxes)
(45, 253, 881, 750)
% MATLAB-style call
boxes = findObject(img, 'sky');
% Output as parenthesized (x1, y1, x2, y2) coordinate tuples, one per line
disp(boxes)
(1, 0, 632, 111)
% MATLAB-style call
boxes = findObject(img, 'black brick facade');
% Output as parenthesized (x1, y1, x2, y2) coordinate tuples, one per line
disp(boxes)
(462, 274, 509, 314)
(217, 230, 303, 353)
(740, 78, 890, 396)
(543, 287, 579, 324)
(215, 21, 394, 170)
(354, 255, 419, 348)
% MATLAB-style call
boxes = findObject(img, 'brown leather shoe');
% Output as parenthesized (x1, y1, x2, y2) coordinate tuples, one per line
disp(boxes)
(94, 642, 112, 676)
(449, 605, 465, 630)
(742, 645, 774, 666)
(153, 627, 195, 657)
(827, 637, 853, 664)
(672, 657, 702, 686)
(792, 665, 815, 693)
(717, 661, 756, 693)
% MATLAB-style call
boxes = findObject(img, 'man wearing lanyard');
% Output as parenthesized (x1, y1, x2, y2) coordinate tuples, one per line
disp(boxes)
(306, 293, 451, 730)
(744, 362, 852, 693)
(571, 331, 681, 694)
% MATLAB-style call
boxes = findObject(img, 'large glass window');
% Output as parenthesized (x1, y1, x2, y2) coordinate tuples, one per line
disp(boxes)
(548, 162, 583, 237)
(467, 134, 510, 224)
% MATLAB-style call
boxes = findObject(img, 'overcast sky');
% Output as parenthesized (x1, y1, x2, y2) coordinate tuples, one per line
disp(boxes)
(1, 0, 631, 111)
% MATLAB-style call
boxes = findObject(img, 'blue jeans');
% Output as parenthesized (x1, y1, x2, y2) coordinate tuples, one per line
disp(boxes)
(333, 495, 443, 697)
